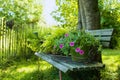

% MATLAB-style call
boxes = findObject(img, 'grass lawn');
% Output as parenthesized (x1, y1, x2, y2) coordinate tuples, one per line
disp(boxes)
(0, 49, 120, 80)
(101, 49, 120, 80)
(0, 59, 71, 80)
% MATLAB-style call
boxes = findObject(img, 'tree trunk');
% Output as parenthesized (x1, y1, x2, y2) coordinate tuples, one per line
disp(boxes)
(78, 0, 100, 30)
(77, 0, 82, 29)
(76, 1, 102, 80)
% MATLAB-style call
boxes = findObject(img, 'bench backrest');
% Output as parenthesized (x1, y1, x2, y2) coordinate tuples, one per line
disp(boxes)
(86, 29, 114, 48)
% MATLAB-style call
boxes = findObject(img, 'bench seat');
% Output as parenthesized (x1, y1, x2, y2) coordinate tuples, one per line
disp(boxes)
(35, 52, 105, 73)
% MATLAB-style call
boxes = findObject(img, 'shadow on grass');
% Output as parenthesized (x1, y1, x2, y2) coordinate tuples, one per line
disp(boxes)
(20, 66, 72, 80)
(102, 49, 120, 56)
(20, 70, 43, 80)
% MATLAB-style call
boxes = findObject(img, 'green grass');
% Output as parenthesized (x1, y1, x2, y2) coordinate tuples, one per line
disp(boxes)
(101, 49, 120, 80)
(0, 49, 120, 80)
(0, 58, 72, 80)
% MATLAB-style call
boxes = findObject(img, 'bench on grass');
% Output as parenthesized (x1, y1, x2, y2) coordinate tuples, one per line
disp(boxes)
(35, 28, 114, 80)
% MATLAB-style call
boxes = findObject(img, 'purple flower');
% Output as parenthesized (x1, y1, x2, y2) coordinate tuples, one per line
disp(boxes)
(79, 50, 84, 55)
(75, 48, 81, 52)
(70, 42, 74, 46)
(64, 33, 69, 37)
(59, 44, 64, 49)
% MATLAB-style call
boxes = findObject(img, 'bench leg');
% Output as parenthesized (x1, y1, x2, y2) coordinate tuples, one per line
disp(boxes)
(59, 70, 62, 80)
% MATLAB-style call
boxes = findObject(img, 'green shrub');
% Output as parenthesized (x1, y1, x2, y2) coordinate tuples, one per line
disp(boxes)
(40, 27, 68, 53)
(110, 28, 120, 49)
(26, 26, 51, 52)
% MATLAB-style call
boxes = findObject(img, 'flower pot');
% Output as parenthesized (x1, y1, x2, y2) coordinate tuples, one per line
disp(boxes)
(71, 52, 88, 62)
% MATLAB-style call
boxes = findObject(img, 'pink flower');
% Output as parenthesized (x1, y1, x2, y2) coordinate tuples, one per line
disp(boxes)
(75, 48, 81, 52)
(59, 44, 64, 49)
(70, 42, 74, 46)
(79, 50, 84, 55)
(64, 33, 69, 37)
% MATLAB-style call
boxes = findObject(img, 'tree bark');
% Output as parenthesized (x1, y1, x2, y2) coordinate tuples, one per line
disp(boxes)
(78, 0, 100, 30)
(77, 0, 81, 30)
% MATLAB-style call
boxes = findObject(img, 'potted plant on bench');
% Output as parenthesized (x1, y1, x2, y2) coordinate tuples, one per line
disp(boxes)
(40, 28, 102, 62)
(53, 30, 101, 62)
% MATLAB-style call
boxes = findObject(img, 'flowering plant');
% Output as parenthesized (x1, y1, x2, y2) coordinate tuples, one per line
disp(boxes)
(53, 30, 101, 60)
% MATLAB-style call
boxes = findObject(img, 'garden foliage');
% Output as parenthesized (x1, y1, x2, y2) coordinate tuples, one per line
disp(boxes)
(52, 0, 120, 48)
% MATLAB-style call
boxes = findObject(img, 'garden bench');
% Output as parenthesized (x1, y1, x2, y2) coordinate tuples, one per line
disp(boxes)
(35, 28, 114, 80)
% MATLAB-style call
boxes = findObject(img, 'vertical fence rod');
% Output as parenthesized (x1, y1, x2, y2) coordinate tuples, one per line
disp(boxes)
(2, 18, 4, 61)
(3, 18, 6, 60)
(0, 19, 1, 62)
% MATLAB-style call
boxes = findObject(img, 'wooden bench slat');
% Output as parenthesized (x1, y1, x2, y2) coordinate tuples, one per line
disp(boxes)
(51, 55, 74, 71)
(86, 29, 113, 36)
(101, 42, 110, 47)
(35, 52, 105, 73)
(86, 29, 113, 48)
(95, 36, 111, 41)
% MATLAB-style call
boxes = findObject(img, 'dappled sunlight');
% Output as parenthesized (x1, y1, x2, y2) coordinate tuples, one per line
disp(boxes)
(17, 66, 36, 73)
(16, 61, 52, 73)
(101, 49, 120, 80)
(102, 49, 120, 71)
(39, 61, 53, 71)
(103, 56, 119, 71)
(39, 60, 51, 65)
(0, 60, 55, 80)
(40, 65, 52, 71)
